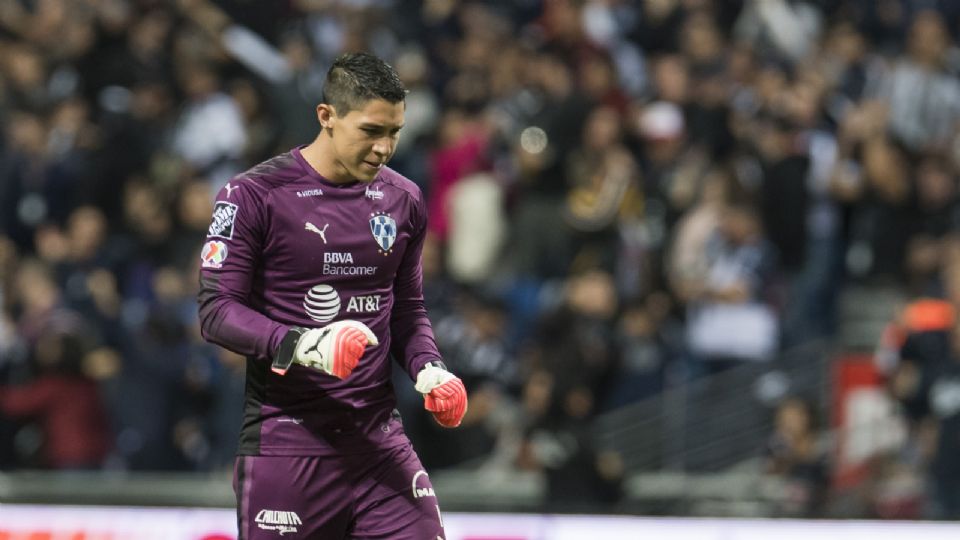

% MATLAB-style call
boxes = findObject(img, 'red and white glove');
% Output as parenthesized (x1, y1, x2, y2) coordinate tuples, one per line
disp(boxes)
(415, 363, 468, 428)
(272, 321, 378, 379)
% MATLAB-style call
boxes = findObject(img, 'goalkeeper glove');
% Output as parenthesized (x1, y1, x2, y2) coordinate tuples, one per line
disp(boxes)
(415, 362, 468, 428)
(272, 320, 378, 379)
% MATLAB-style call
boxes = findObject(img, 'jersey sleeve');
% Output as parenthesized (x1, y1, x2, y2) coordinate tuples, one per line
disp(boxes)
(197, 180, 288, 360)
(390, 192, 443, 380)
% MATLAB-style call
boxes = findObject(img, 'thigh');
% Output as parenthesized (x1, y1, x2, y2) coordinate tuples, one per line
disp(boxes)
(348, 444, 446, 540)
(234, 455, 353, 540)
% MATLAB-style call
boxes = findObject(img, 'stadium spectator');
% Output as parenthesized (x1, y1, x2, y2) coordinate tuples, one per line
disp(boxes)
(683, 203, 779, 372)
(0, 260, 111, 469)
(764, 396, 831, 517)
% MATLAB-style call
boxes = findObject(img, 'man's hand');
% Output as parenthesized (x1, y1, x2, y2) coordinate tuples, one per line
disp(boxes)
(275, 321, 377, 379)
(415, 363, 468, 428)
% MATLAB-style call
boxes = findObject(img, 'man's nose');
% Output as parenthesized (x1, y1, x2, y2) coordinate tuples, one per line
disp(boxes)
(372, 138, 394, 158)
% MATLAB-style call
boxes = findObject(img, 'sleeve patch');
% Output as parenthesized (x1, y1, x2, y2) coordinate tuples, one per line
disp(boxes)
(200, 240, 228, 268)
(208, 201, 239, 239)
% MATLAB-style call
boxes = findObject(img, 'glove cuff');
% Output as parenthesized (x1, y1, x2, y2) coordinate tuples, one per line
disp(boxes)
(415, 362, 455, 394)
(272, 326, 307, 375)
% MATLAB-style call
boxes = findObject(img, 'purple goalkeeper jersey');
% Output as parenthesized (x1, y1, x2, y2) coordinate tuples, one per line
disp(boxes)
(198, 147, 442, 456)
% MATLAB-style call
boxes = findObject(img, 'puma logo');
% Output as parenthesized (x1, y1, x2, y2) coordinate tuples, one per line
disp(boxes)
(225, 183, 239, 198)
(302, 328, 331, 357)
(305, 222, 329, 244)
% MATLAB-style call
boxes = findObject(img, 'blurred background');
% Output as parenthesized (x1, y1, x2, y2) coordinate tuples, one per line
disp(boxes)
(1, 0, 960, 525)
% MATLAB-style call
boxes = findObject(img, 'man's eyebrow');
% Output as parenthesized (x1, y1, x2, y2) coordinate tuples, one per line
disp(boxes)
(359, 123, 405, 130)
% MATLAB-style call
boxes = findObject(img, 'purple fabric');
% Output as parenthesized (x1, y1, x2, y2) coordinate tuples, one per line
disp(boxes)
(198, 147, 443, 456)
(234, 442, 445, 539)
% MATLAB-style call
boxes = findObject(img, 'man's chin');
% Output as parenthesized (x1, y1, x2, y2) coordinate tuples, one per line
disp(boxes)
(354, 165, 382, 182)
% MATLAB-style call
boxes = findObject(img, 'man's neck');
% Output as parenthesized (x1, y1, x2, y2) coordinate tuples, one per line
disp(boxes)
(301, 137, 350, 184)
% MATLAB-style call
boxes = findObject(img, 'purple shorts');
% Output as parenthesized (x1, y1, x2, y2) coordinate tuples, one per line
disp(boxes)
(233, 443, 446, 539)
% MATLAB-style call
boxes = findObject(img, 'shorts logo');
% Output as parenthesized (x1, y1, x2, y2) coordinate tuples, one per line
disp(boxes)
(200, 240, 228, 268)
(208, 202, 238, 239)
(369, 212, 396, 254)
(255, 509, 302, 535)
(411, 470, 435, 499)
(304, 284, 340, 323)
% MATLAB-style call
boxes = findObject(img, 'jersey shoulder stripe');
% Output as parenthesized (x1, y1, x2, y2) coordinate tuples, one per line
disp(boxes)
(215, 151, 313, 203)
(236, 152, 307, 191)
(377, 166, 425, 204)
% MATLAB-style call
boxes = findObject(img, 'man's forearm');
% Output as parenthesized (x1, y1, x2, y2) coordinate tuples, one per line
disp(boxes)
(198, 276, 288, 360)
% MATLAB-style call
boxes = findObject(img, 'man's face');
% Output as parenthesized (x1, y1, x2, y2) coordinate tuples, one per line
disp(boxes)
(326, 98, 404, 183)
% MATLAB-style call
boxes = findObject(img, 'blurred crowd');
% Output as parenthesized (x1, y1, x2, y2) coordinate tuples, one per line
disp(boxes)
(1, 0, 960, 518)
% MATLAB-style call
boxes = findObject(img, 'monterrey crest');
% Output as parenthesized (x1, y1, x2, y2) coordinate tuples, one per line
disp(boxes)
(369, 212, 397, 254)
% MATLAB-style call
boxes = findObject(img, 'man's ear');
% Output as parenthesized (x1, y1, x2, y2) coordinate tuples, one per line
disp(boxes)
(317, 104, 336, 130)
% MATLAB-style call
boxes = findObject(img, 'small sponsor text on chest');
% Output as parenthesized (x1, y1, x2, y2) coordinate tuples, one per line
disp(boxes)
(322, 251, 377, 276)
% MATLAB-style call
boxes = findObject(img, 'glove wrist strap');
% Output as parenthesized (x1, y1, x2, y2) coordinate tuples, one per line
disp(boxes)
(272, 326, 307, 375)
(425, 360, 448, 371)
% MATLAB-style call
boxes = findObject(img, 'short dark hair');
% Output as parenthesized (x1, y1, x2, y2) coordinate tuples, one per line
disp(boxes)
(322, 52, 407, 114)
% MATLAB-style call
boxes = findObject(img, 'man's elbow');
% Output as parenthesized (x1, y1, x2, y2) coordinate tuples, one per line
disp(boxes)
(196, 293, 223, 344)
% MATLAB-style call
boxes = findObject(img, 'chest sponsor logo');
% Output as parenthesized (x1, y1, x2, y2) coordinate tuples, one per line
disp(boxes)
(304, 284, 341, 323)
(296, 188, 324, 198)
(200, 240, 228, 269)
(207, 201, 238, 239)
(411, 470, 436, 499)
(365, 186, 384, 200)
(322, 251, 377, 276)
(346, 294, 381, 313)
(255, 509, 302, 535)
(369, 212, 397, 254)
(325, 252, 353, 264)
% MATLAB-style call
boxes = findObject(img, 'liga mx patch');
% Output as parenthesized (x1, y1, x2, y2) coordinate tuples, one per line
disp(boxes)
(369, 212, 396, 253)
(208, 201, 238, 239)
(200, 240, 228, 268)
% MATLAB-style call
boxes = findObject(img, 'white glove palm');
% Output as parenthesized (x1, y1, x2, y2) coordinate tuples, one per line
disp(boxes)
(294, 320, 378, 379)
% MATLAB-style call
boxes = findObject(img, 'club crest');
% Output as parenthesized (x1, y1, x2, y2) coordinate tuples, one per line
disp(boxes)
(369, 213, 397, 253)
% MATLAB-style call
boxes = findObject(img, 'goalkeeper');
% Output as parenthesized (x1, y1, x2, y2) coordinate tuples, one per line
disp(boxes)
(197, 52, 467, 539)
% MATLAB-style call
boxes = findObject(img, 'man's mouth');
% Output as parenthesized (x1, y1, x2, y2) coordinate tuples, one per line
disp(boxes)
(363, 160, 384, 170)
